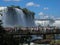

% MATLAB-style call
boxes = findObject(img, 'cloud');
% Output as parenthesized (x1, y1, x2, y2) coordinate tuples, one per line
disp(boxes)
(26, 2, 40, 7)
(26, 2, 34, 6)
(38, 12, 44, 16)
(44, 15, 49, 19)
(51, 16, 55, 19)
(44, 7, 48, 10)
(38, 12, 49, 19)
(56, 18, 60, 19)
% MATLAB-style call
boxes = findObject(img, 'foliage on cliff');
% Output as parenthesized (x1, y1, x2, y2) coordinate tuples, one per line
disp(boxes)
(22, 8, 35, 15)
(7, 5, 21, 9)
(7, 5, 35, 15)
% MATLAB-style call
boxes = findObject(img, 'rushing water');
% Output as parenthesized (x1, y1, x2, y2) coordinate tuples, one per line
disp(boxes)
(2, 7, 26, 27)
(15, 8, 26, 27)
(2, 7, 35, 27)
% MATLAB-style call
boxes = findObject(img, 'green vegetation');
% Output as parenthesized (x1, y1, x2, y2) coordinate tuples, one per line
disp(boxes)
(0, 25, 19, 45)
(50, 40, 60, 45)
(22, 8, 35, 15)
(7, 5, 35, 15)
(14, 25, 24, 28)
(46, 35, 54, 39)
(55, 40, 60, 44)
(7, 5, 21, 9)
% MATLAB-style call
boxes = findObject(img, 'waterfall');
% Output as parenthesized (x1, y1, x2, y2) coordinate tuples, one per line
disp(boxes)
(15, 8, 26, 27)
(2, 7, 26, 27)
(2, 7, 35, 27)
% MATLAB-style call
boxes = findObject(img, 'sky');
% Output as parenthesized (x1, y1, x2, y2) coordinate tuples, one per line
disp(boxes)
(0, 0, 60, 19)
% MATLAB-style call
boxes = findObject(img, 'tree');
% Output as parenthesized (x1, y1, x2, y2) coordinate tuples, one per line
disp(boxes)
(22, 8, 35, 15)
(0, 22, 7, 45)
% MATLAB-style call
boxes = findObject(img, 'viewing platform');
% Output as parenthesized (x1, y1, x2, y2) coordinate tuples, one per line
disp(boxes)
(0, 26, 60, 44)
(4, 27, 60, 35)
